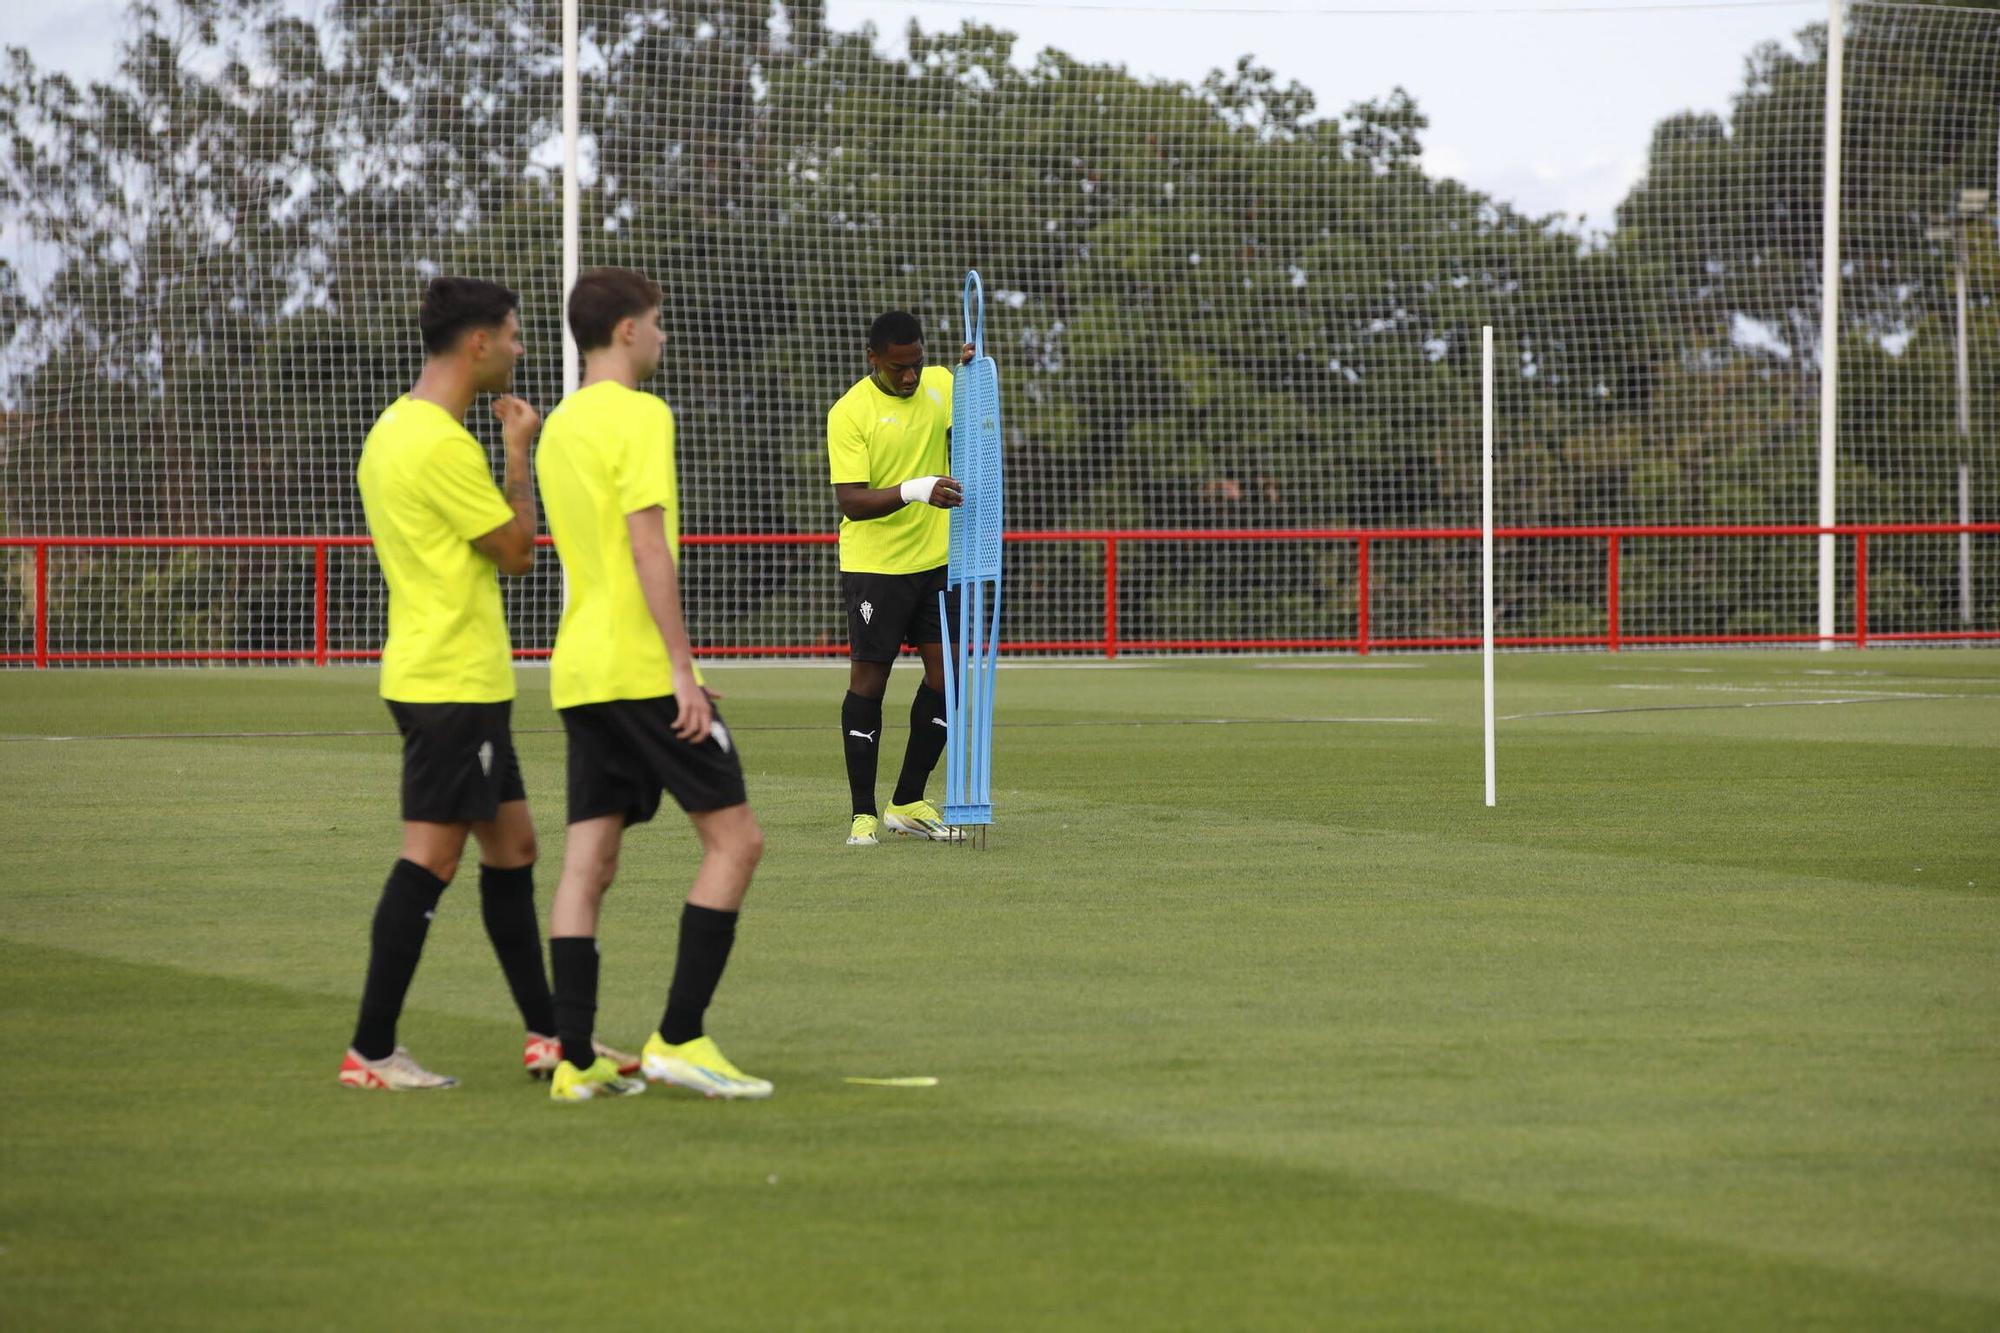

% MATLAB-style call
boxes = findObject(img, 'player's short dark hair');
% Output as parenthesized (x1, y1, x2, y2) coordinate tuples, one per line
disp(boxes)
(868, 310, 924, 352)
(568, 267, 664, 353)
(419, 277, 519, 355)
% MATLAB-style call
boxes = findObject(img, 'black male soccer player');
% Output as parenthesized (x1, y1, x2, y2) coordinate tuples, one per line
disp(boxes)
(341, 277, 634, 1090)
(536, 267, 770, 1103)
(829, 311, 977, 846)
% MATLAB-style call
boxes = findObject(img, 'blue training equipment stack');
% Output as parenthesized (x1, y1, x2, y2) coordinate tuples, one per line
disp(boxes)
(939, 270, 1004, 830)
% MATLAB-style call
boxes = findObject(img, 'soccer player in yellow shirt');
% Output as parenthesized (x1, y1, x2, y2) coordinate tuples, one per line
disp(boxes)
(343, 278, 633, 1089)
(828, 311, 975, 846)
(536, 267, 769, 1103)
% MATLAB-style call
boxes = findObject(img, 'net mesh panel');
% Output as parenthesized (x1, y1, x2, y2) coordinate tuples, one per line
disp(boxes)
(1841, 1, 2000, 640)
(1, 0, 1994, 663)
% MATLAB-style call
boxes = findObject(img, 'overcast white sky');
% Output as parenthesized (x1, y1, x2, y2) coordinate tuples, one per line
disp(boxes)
(10, 0, 1825, 226)
(828, 0, 1826, 225)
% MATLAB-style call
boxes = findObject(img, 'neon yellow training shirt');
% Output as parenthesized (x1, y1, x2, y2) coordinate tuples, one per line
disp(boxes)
(539, 380, 702, 709)
(827, 364, 954, 574)
(356, 395, 517, 703)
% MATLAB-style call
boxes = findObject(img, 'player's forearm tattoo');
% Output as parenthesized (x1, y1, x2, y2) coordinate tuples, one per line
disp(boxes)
(504, 462, 536, 527)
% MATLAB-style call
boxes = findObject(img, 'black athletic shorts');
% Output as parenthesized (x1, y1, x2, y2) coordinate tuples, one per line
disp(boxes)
(842, 565, 955, 663)
(386, 700, 526, 824)
(560, 695, 749, 827)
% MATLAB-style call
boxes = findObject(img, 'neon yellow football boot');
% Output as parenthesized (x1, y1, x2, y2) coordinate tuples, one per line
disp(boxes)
(641, 1033, 773, 1099)
(549, 1056, 647, 1103)
(847, 814, 881, 846)
(883, 799, 964, 842)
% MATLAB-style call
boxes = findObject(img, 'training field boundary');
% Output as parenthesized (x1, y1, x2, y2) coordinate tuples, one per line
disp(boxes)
(5, 522, 1997, 666)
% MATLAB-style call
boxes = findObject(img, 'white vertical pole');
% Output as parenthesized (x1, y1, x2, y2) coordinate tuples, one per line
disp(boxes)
(561, 0, 581, 400)
(1482, 325, 1496, 809)
(1958, 246, 1973, 441)
(1962, 466, 1974, 625)
(559, 0, 580, 615)
(1817, 0, 1844, 649)
(1958, 250, 1972, 625)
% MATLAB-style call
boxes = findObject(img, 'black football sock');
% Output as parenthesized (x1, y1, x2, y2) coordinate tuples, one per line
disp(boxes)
(842, 690, 884, 817)
(478, 863, 556, 1037)
(351, 858, 449, 1060)
(550, 936, 601, 1069)
(891, 683, 949, 807)
(659, 904, 739, 1045)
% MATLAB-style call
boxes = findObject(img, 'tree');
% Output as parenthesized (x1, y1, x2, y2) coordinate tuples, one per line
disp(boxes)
(4, 0, 1993, 653)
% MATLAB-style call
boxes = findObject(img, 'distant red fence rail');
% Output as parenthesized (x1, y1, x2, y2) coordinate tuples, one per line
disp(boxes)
(3, 524, 1997, 667)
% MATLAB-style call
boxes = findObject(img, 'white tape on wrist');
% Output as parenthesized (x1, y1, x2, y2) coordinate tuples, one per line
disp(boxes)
(899, 476, 940, 506)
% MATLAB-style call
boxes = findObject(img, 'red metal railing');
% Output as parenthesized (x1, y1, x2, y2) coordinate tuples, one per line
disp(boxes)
(3, 524, 1996, 667)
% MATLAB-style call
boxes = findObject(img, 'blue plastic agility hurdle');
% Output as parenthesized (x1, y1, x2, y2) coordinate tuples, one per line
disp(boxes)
(939, 270, 1004, 840)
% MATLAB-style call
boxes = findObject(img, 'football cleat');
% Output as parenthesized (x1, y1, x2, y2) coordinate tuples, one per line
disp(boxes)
(641, 1032, 773, 1100)
(549, 1056, 647, 1103)
(847, 814, 881, 846)
(525, 1034, 640, 1079)
(338, 1046, 458, 1091)
(883, 800, 964, 842)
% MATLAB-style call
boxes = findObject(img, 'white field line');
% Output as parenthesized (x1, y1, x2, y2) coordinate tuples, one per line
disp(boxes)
(1250, 662, 1427, 670)
(1610, 682, 2000, 699)
(1503, 693, 1976, 721)
(1150, 716, 1435, 725)
(1598, 663, 2000, 686)
(994, 662, 1159, 670)
(1596, 665, 1720, 674)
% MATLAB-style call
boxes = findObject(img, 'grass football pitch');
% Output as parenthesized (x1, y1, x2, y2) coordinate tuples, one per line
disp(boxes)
(1, 651, 1996, 1330)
